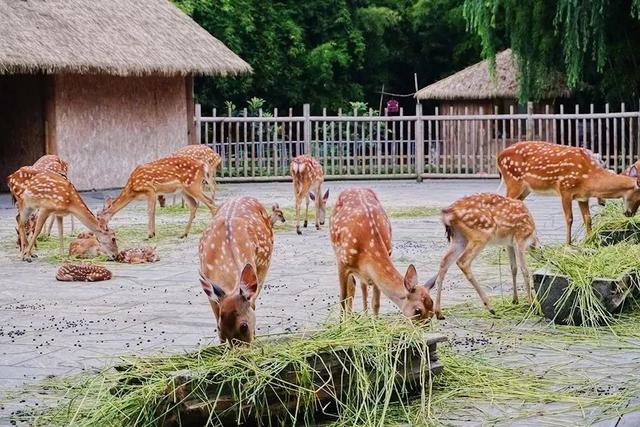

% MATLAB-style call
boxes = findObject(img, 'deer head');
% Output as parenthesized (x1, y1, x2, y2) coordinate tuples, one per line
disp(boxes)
(270, 204, 286, 225)
(400, 264, 434, 321)
(309, 189, 330, 225)
(93, 226, 118, 259)
(624, 166, 640, 217)
(200, 264, 258, 344)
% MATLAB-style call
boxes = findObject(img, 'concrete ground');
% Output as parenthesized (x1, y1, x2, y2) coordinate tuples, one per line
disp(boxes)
(0, 179, 627, 425)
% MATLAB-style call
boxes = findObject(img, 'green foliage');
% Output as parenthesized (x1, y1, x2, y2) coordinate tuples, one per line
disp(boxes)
(176, 0, 481, 111)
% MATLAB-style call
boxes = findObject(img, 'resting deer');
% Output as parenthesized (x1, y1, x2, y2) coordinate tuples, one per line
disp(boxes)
(290, 155, 329, 235)
(198, 197, 276, 344)
(498, 141, 640, 244)
(425, 193, 537, 319)
(330, 188, 434, 320)
(7, 169, 118, 262)
(158, 145, 222, 207)
(98, 156, 215, 239)
(69, 234, 103, 259)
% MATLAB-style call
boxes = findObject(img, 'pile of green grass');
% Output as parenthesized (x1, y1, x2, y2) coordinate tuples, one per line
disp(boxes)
(583, 201, 640, 246)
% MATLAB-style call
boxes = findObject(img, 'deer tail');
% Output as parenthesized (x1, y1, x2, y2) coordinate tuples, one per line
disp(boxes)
(291, 161, 305, 175)
(441, 208, 454, 242)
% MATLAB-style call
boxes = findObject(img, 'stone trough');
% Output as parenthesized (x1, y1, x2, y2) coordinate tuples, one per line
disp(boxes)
(596, 222, 640, 246)
(533, 269, 639, 325)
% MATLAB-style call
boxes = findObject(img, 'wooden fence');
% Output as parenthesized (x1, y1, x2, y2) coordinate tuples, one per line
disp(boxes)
(196, 102, 640, 181)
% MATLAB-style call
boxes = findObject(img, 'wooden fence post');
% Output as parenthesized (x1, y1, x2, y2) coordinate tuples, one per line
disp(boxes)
(195, 103, 202, 145)
(303, 103, 311, 154)
(526, 101, 534, 140)
(415, 103, 424, 182)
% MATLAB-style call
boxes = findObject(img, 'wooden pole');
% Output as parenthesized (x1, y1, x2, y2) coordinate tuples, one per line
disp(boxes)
(415, 103, 424, 182)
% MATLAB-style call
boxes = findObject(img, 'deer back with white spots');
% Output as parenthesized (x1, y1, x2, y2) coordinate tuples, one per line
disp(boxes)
(290, 155, 329, 235)
(426, 193, 537, 319)
(7, 169, 118, 262)
(98, 156, 215, 239)
(198, 197, 276, 344)
(498, 140, 640, 244)
(329, 188, 434, 321)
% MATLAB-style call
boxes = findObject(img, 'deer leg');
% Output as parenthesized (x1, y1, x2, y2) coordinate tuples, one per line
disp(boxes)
(345, 274, 356, 312)
(315, 182, 322, 230)
(17, 205, 33, 254)
(433, 238, 466, 319)
(24, 210, 50, 261)
(372, 285, 381, 316)
(146, 193, 156, 239)
(515, 240, 533, 304)
(561, 195, 574, 245)
(304, 194, 310, 228)
(45, 216, 55, 237)
(578, 200, 592, 235)
(57, 216, 64, 256)
(185, 184, 215, 214)
(338, 266, 353, 317)
(295, 195, 302, 235)
(360, 280, 369, 312)
(158, 195, 166, 208)
(181, 194, 198, 238)
(456, 241, 494, 314)
(505, 179, 528, 200)
(507, 246, 519, 304)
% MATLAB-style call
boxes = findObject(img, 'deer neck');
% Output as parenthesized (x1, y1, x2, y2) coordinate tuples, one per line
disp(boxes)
(104, 187, 135, 219)
(68, 196, 102, 233)
(363, 255, 406, 306)
(585, 170, 635, 197)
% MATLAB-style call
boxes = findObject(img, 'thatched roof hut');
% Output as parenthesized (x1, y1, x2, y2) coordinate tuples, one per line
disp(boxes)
(414, 49, 569, 101)
(0, 0, 250, 190)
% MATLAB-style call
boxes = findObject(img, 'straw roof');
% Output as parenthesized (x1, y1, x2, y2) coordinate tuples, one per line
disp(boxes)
(415, 49, 569, 101)
(0, 0, 251, 77)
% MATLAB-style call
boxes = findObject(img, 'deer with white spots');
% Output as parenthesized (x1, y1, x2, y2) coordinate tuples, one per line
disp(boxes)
(330, 188, 434, 320)
(425, 193, 537, 319)
(158, 145, 221, 207)
(290, 155, 329, 235)
(198, 197, 278, 344)
(7, 169, 118, 262)
(498, 141, 640, 244)
(98, 156, 215, 239)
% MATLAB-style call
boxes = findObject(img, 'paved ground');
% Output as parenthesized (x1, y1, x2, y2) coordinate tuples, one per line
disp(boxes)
(0, 179, 613, 424)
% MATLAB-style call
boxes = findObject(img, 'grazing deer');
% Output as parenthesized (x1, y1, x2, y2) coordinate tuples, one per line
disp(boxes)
(330, 188, 434, 320)
(7, 169, 118, 261)
(198, 197, 276, 344)
(290, 155, 329, 235)
(270, 203, 286, 226)
(98, 156, 215, 239)
(498, 141, 640, 244)
(425, 193, 537, 319)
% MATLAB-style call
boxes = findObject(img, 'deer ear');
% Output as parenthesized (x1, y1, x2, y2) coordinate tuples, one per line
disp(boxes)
(323, 189, 330, 201)
(629, 165, 638, 178)
(105, 196, 113, 207)
(272, 203, 279, 212)
(403, 264, 418, 292)
(199, 273, 225, 301)
(239, 264, 258, 301)
(309, 192, 316, 201)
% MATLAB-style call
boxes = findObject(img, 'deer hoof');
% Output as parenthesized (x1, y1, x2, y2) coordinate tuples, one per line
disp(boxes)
(436, 313, 445, 320)
(303, 220, 308, 228)
(179, 233, 188, 239)
(22, 256, 32, 263)
(512, 298, 519, 305)
(296, 228, 302, 235)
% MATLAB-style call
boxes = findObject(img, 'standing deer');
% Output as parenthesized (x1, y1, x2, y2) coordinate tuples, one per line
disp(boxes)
(425, 193, 537, 319)
(7, 169, 118, 262)
(498, 141, 640, 244)
(290, 155, 329, 235)
(198, 197, 276, 344)
(330, 188, 434, 320)
(158, 145, 222, 207)
(98, 156, 215, 239)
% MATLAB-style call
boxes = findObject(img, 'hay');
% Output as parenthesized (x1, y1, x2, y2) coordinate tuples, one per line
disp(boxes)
(583, 201, 640, 246)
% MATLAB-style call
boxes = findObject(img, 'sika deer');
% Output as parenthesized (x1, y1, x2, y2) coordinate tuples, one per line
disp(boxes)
(498, 141, 640, 244)
(330, 188, 433, 320)
(98, 156, 215, 239)
(425, 193, 537, 319)
(198, 197, 275, 344)
(69, 234, 103, 259)
(7, 169, 118, 262)
(270, 204, 286, 226)
(290, 155, 329, 235)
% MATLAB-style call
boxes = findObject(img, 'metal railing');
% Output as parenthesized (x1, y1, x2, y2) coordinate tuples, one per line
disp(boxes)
(195, 103, 640, 181)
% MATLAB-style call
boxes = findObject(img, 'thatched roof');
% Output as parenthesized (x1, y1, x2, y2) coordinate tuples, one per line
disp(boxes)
(415, 49, 569, 101)
(0, 0, 251, 77)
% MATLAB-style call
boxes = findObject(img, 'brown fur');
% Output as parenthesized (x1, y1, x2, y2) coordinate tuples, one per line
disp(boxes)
(56, 262, 112, 281)
(290, 155, 328, 235)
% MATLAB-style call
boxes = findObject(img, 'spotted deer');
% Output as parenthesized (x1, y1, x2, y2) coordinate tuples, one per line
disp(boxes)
(198, 197, 276, 344)
(498, 141, 640, 244)
(425, 193, 537, 319)
(290, 155, 329, 235)
(158, 145, 222, 207)
(330, 188, 434, 320)
(56, 262, 112, 281)
(69, 234, 103, 259)
(98, 156, 215, 239)
(7, 169, 118, 261)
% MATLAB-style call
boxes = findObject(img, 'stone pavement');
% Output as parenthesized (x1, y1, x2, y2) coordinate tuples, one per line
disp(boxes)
(0, 179, 601, 423)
